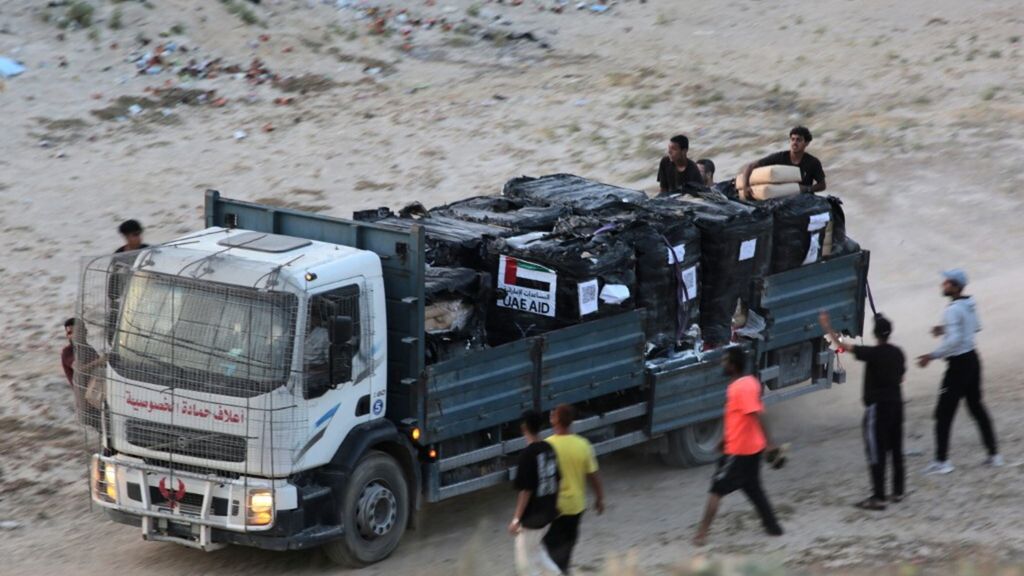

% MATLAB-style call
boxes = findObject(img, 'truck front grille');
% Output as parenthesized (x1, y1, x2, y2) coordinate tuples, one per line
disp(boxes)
(126, 419, 247, 463)
(125, 482, 234, 516)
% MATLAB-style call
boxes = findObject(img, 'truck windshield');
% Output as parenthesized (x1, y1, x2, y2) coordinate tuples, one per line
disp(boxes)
(110, 271, 297, 398)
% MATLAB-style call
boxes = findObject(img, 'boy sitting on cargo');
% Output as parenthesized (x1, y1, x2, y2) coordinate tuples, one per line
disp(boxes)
(739, 126, 827, 198)
(657, 134, 704, 195)
(696, 158, 716, 186)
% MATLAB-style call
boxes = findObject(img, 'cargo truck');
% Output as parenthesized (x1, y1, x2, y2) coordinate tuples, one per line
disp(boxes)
(78, 190, 869, 566)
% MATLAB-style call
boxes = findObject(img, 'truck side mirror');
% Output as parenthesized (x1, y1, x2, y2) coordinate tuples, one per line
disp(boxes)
(330, 316, 354, 348)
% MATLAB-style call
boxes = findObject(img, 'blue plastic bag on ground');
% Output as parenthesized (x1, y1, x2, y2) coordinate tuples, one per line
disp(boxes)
(0, 57, 25, 78)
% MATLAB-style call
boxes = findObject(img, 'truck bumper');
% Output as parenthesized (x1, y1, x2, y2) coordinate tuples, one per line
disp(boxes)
(95, 455, 342, 552)
(105, 508, 343, 551)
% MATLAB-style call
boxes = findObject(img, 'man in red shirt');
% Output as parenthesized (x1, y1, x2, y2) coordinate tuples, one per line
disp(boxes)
(693, 347, 783, 546)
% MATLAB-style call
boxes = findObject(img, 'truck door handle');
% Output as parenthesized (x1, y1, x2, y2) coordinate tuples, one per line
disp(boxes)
(356, 395, 370, 417)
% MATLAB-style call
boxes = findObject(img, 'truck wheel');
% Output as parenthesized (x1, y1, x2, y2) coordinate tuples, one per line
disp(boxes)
(323, 450, 409, 567)
(660, 418, 723, 468)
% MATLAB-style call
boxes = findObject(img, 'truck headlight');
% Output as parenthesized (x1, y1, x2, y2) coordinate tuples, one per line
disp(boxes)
(92, 458, 118, 503)
(247, 489, 274, 526)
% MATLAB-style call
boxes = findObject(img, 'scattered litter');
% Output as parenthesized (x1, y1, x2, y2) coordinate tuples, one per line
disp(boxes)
(365, 66, 382, 75)
(39, 140, 52, 148)
(0, 521, 21, 531)
(589, 4, 609, 13)
(261, 123, 275, 132)
(233, 130, 248, 140)
(55, 151, 67, 159)
(492, 93, 508, 101)
(573, 98, 589, 106)
(0, 56, 26, 78)
(127, 104, 143, 117)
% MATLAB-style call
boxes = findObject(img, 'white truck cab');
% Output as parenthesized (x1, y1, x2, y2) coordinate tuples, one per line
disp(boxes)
(89, 227, 402, 557)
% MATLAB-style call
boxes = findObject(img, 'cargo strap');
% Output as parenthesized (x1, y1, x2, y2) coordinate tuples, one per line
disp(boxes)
(866, 278, 878, 317)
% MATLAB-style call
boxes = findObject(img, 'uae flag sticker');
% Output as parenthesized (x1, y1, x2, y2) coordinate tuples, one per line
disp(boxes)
(497, 255, 558, 317)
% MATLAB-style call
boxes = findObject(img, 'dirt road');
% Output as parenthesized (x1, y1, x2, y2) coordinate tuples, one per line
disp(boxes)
(2, 0, 1023, 573)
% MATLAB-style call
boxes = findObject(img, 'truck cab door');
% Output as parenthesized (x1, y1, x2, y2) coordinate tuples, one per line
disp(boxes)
(305, 280, 374, 423)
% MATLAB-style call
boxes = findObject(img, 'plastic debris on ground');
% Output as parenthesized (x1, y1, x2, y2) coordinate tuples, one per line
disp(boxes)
(0, 57, 26, 78)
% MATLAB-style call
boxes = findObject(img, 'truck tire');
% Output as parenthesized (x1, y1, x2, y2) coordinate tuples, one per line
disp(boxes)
(323, 450, 409, 567)
(660, 418, 723, 468)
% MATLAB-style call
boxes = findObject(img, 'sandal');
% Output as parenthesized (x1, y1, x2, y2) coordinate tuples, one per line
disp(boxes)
(854, 498, 887, 511)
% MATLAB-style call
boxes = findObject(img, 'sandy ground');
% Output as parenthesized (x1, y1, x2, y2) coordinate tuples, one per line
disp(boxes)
(2, 0, 1024, 574)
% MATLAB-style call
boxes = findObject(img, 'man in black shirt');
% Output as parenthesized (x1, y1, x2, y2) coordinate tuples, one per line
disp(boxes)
(509, 409, 561, 576)
(820, 311, 905, 510)
(657, 134, 704, 195)
(740, 126, 827, 197)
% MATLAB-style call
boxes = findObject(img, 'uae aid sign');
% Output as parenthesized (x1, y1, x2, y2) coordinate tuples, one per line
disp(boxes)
(497, 255, 557, 317)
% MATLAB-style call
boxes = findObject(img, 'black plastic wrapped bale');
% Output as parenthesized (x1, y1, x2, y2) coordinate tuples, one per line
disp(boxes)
(823, 195, 861, 258)
(753, 193, 834, 273)
(654, 196, 773, 348)
(424, 266, 491, 364)
(430, 195, 568, 232)
(353, 205, 513, 268)
(555, 206, 702, 344)
(502, 173, 648, 214)
(485, 230, 636, 345)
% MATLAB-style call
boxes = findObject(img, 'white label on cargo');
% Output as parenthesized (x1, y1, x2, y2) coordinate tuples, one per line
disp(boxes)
(681, 266, 698, 301)
(803, 236, 821, 265)
(600, 284, 630, 305)
(808, 212, 831, 232)
(578, 279, 599, 317)
(667, 244, 686, 264)
(497, 255, 558, 317)
(739, 239, 757, 261)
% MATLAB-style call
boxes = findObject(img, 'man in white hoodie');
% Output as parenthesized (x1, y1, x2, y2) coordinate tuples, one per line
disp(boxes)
(917, 269, 1002, 474)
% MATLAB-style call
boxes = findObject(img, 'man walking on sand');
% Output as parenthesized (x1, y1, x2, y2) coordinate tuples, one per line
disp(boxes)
(509, 410, 561, 576)
(543, 404, 604, 574)
(918, 269, 1002, 475)
(820, 311, 906, 509)
(694, 347, 782, 546)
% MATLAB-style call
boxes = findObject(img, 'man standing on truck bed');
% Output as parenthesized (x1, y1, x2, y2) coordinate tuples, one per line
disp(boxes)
(543, 404, 604, 574)
(820, 311, 906, 509)
(657, 134, 704, 195)
(738, 126, 826, 198)
(693, 347, 783, 546)
(918, 269, 1002, 474)
(509, 410, 561, 576)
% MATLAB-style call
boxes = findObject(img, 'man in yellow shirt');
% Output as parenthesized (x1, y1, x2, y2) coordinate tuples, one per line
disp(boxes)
(543, 404, 605, 573)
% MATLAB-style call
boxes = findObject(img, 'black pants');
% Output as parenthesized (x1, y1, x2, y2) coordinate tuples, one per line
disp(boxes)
(543, 513, 581, 574)
(863, 402, 904, 500)
(934, 351, 997, 461)
(710, 453, 781, 531)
